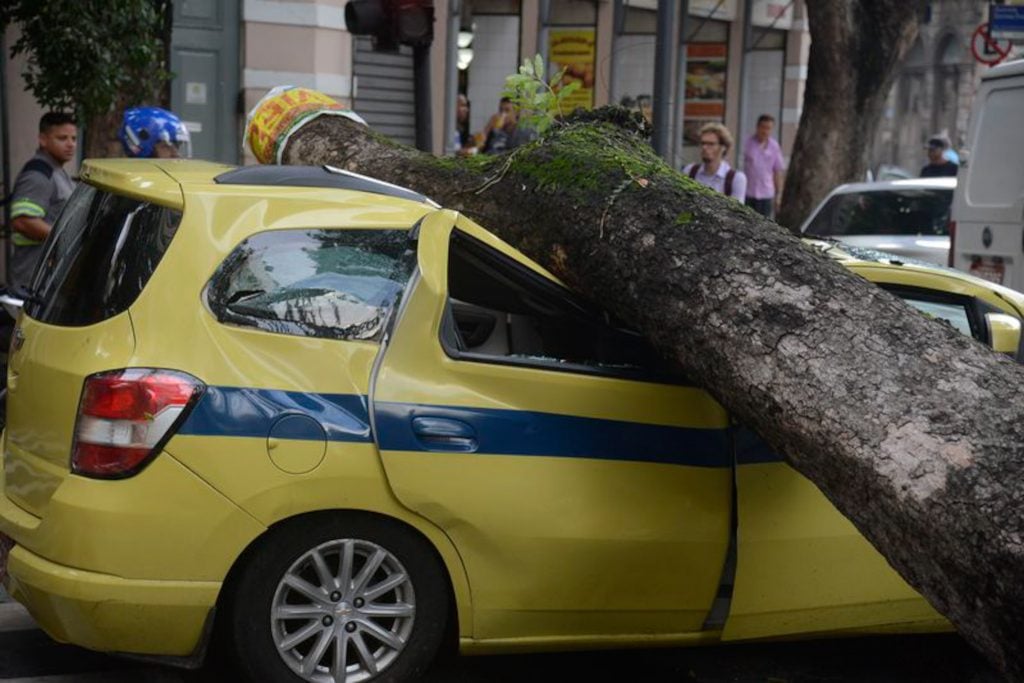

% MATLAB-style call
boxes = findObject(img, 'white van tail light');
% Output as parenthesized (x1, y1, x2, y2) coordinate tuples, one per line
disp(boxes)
(72, 369, 205, 478)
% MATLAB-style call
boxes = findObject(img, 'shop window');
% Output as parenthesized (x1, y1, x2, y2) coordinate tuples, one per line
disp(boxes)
(621, 6, 656, 33)
(465, 0, 520, 14)
(750, 27, 785, 50)
(685, 17, 729, 42)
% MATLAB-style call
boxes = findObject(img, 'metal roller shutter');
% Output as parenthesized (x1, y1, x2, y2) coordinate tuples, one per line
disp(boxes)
(352, 37, 416, 146)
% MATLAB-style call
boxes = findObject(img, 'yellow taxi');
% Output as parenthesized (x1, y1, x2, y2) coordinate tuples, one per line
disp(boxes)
(0, 160, 1020, 683)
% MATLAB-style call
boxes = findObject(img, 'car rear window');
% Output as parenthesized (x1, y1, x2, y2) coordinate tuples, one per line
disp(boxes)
(805, 188, 952, 237)
(26, 183, 182, 327)
(206, 229, 416, 342)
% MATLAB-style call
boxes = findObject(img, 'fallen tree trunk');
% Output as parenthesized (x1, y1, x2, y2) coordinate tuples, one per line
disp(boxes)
(280, 109, 1024, 679)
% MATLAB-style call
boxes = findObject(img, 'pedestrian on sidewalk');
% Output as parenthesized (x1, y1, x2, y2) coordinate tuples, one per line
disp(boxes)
(920, 135, 958, 178)
(742, 114, 785, 218)
(684, 122, 747, 201)
(7, 112, 77, 290)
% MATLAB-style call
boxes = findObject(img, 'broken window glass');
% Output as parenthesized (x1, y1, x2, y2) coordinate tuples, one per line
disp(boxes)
(207, 229, 416, 342)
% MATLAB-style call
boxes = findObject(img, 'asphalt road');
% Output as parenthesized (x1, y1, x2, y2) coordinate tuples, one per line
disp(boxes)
(0, 599, 1003, 682)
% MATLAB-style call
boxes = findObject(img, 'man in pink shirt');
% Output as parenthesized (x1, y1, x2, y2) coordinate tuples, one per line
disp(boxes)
(743, 114, 786, 218)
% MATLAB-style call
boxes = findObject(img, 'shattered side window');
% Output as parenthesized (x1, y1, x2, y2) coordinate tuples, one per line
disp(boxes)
(206, 229, 416, 342)
(444, 230, 679, 381)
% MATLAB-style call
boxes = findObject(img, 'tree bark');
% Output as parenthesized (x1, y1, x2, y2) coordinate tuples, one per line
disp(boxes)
(85, 109, 124, 159)
(775, 1, 926, 230)
(279, 111, 1024, 680)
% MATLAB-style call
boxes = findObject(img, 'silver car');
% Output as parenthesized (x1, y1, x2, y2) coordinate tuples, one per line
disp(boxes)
(800, 177, 955, 266)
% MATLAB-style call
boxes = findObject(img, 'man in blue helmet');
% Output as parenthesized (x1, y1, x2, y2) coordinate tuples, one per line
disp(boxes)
(119, 106, 192, 158)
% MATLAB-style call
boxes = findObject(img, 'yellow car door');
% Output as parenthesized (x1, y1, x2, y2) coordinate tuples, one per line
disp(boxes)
(372, 211, 733, 645)
(724, 432, 947, 641)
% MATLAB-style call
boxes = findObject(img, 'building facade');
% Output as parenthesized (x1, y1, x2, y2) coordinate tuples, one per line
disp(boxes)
(3, 0, 814, 171)
(871, 0, 1023, 177)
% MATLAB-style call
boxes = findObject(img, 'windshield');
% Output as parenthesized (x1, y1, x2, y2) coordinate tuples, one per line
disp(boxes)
(805, 188, 952, 237)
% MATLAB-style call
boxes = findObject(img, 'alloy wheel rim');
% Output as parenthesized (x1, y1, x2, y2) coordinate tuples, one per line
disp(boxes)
(270, 538, 416, 682)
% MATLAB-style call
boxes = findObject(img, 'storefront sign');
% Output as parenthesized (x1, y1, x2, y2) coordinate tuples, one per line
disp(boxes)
(683, 43, 728, 144)
(548, 29, 596, 110)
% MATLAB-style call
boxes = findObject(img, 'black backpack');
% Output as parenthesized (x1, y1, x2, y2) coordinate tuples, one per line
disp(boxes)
(688, 163, 735, 197)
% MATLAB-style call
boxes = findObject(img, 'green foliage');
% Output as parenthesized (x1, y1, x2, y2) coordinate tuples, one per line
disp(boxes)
(502, 54, 581, 134)
(1, 0, 171, 121)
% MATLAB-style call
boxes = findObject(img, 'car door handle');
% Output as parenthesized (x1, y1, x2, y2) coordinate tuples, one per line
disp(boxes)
(411, 416, 478, 452)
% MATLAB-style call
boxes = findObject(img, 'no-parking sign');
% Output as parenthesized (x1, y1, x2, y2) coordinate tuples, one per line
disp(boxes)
(971, 22, 1014, 66)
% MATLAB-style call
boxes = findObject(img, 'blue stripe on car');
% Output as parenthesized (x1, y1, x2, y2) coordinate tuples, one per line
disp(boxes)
(179, 387, 372, 442)
(734, 427, 786, 464)
(375, 401, 732, 468)
(178, 388, 758, 468)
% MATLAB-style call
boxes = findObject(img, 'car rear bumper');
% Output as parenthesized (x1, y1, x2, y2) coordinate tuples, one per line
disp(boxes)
(3, 542, 219, 656)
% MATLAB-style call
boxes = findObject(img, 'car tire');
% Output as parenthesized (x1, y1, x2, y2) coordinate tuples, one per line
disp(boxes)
(228, 512, 450, 683)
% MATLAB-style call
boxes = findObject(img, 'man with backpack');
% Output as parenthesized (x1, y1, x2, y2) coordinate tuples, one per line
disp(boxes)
(683, 122, 747, 201)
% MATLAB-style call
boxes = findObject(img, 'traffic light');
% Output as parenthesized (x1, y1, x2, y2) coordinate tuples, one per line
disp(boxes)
(345, 0, 435, 51)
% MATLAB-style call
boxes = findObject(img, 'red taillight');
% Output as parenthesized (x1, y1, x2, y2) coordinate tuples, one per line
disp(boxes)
(947, 220, 956, 267)
(71, 369, 204, 478)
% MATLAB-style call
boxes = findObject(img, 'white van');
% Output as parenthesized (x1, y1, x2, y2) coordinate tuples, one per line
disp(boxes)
(950, 58, 1024, 289)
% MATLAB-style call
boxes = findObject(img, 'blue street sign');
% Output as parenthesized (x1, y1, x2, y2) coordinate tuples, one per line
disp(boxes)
(990, 3, 1024, 40)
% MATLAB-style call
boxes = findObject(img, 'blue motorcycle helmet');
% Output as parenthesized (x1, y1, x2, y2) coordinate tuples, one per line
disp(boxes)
(119, 106, 192, 158)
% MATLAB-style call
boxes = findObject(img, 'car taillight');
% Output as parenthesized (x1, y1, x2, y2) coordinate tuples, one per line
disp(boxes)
(947, 220, 956, 267)
(72, 369, 205, 479)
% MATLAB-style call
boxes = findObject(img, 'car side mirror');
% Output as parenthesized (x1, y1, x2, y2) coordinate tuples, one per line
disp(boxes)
(986, 312, 1022, 357)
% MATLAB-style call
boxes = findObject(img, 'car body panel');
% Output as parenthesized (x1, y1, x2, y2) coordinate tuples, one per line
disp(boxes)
(373, 212, 734, 641)
(4, 314, 136, 517)
(76, 158, 197, 209)
(0, 431, 259, 656)
(809, 237, 1024, 318)
(6, 544, 219, 655)
(848, 263, 1024, 318)
(0, 433, 264, 580)
(726, 458, 947, 640)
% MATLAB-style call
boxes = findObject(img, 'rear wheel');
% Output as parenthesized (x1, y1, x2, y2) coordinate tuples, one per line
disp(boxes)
(229, 514, 449, 683)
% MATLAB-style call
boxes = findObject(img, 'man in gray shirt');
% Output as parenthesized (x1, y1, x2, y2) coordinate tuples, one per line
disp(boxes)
(8, 112, 77, 290)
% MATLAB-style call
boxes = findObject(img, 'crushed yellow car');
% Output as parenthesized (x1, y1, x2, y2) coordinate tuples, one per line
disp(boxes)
(1, 160, 1018, 683)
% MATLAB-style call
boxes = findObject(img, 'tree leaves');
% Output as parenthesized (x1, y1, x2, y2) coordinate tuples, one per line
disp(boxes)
(3, 0, 171, 121)
(503, 54, 578, 135)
